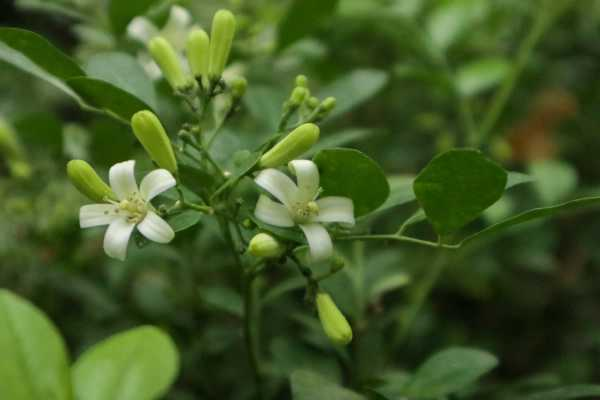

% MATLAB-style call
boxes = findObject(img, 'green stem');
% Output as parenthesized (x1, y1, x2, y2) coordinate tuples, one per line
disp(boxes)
(337, 234, 459, 250)
(243, 271, 264, 398)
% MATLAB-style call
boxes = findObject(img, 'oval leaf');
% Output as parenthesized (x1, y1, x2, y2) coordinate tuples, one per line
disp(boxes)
(413, 149, 507, 235)
(401, 347, 498, 398)
(291, 370, 365, 400)
(0, 290, 72, 400)
(167, 210, 202, 233)
(72, 326, 179, 400)
(313, 148, 390, 217)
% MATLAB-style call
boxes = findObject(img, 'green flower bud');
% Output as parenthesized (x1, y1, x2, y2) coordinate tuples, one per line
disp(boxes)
(295, 74, 308, 88)
(8, 160, 31, 179)
(131, 110, 178, 174)
(307, 96, 320, 109)
(230, 76, 247, 98)
(330, 256, 345, 272)
(321, 97, 336, 113)
(208, 9, 236, 79)
(289, 87, 308, 106)
(259, 123, 319, 168)
(67, 160, 115, 202)
(316, 291, 353, 345)
(186, 27, 210, 78)
(148, 36, 194, 91)
(248, 233, 285, 258)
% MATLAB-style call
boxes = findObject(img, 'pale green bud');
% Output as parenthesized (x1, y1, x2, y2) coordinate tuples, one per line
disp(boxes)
(148, 36, 194, 91)
(316, 291, 353, 345)
(8, 160, 31, 180)
(289, 87, 308, 106)
(186, 27, 210, 78)
(295, 74, 308, 88)
(208, 9, 236, 79)
(131, 110, 178, 174)
(67, 160, 115, 202)
(307, 96, 320, 109)
(230, 76, 247, 98)
(248, 233, 285, 258)
(259, 123, 319, 168)
(321, 97, 336, 113)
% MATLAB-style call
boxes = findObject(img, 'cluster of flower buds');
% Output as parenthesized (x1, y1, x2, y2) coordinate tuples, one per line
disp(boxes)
(0, 118, 31, 179)
(281, 75, 337, 128)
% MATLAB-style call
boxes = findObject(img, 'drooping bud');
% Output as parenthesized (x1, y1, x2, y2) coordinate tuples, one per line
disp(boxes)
(316, 291, 353, 345)
(208, 9, 236, 79)
(131, 110, 178, 174)
(289, 87, 308, 107)
(230, 76, 247, 99)
(321, 97, 336, 113)
(148, 36, 194, 91)
(295, 74, 308, 88)
(259, 123, 319, 168)
(67, 160, 115, 202)
(186, 27, 210, 78)
(248, 233, 285, 258)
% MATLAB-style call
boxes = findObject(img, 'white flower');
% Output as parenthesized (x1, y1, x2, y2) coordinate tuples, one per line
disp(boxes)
(254, 160, 355, 262)
(127, 5, 193, 79)
(79, 160, 176, 261)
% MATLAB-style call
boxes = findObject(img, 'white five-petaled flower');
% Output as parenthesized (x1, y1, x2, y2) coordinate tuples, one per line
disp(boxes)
(79, 160, 176, 261)
(254, 160, 355, 262)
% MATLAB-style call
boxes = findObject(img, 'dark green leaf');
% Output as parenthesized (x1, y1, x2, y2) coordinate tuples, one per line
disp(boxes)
(291, 370, 366, 400)
(413, 149, 507, 235)
(517, 385, 600, 400)
(277, 0, 339, 51)
(167, 210, 203, 232)
(314, 148, 390, 217)
(401, 347, 498, 398)
(199, 286, 243, 317)
(72, 326, 179, 400)
(108, 0, 159, 34)
(0, 290, 72, 400)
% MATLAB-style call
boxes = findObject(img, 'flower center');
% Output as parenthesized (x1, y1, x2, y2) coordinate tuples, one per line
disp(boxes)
(112, 192, 148, 224)
(292, 200, 319, 224)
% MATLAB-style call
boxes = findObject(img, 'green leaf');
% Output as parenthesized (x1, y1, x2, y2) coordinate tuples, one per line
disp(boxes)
(167, 210, 203, 232)
(72, 326, 179, 400)
(291, 370, 366, 400)
(401, 347, 498, 398)
(67, 77, 153, 122)
(426, 0, 487, 51)
(313, 148, 390, 217)
(305, 128, 371, 157)
(460, 196, 600, 247)
(317, 69, 388, 120)
(456, 58, 510, 97)
(413, 149, 507, 235)
(277, 0, 339, 51)
(0, 28, 84, 101)
(243, 85, 287, 132)
(85, 52, 157, 110)
(199, 286, 243, 317)
(518, 385, 600, 400)
(0, 290, 72, 400)
(108, 0, 159, 35)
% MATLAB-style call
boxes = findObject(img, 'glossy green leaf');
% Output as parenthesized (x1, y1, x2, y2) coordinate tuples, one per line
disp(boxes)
(414, 149, 507, 235)
(67, 77, 153, 122)
(456, 58, 510, 97)
(108, 0, 159, 34)
(317, 69, 388, 120)
(401, 347, 498, 398)
(0, 290, 72, 400)
(167, 210, 203, 232)
(72, 326, 179, 400)
(291, 370, 366, 400)
(313, 148, 390, 217)
(85, 52, 157, 110)
(517, 385, 600, 400)
(277, 0, 339, 51)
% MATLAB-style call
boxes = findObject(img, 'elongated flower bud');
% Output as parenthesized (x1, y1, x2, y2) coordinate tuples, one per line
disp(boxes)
(186, 27, 210, 78)
(248, 233, 285, 258)
(316, 291, 353, 345)
(259, 123, 319, 168)
(148, 36, 194, 91)
(295, 74, 308, 88)
(208, 9, 236, 79)
(131, 111, 178, 173)
(67, 160, 115, 202)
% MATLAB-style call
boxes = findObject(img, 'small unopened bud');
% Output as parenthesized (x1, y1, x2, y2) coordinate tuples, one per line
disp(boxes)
(307, 96, 320, 109)
(131, 111, 178, 174)
(242, 219, 255, 229)
(186, 28, 210, 78)
(289, 87, 308, 106)
(230, 76, 247, 98)
(259, 123, 320, 168)
(8, 160, 31, 179)
(295, 74, 308, 88)
(208, 9, 236, 79)
(67, 160, 115, 202)
(248, 233, 285, 258)
(316, 291, 352, 345)
(148, 36, 194, 91)
(330, 256, 345, 272)
(321, 97, 336, 113)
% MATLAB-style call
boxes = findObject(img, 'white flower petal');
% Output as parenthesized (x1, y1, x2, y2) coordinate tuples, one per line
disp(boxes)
(80, 204, 118, 228)
(137, 211, 175, 244)
(109, 160, 138, 200)
(255, 169, 298, 208)
(103, 218, 136, 261)
(127, 17, 159, 43)
(254, 195, 295, 227)
(299, 223, 333, 262)
(289, 160, 319, 202)
(140, 169, 176, 201)
(161, 5, 192, 49)
(314, 197, 355, 226)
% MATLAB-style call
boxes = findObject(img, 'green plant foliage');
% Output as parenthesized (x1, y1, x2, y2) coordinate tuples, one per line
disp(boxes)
(277, 0, 339, 51)
(290, 370, 365, 400)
